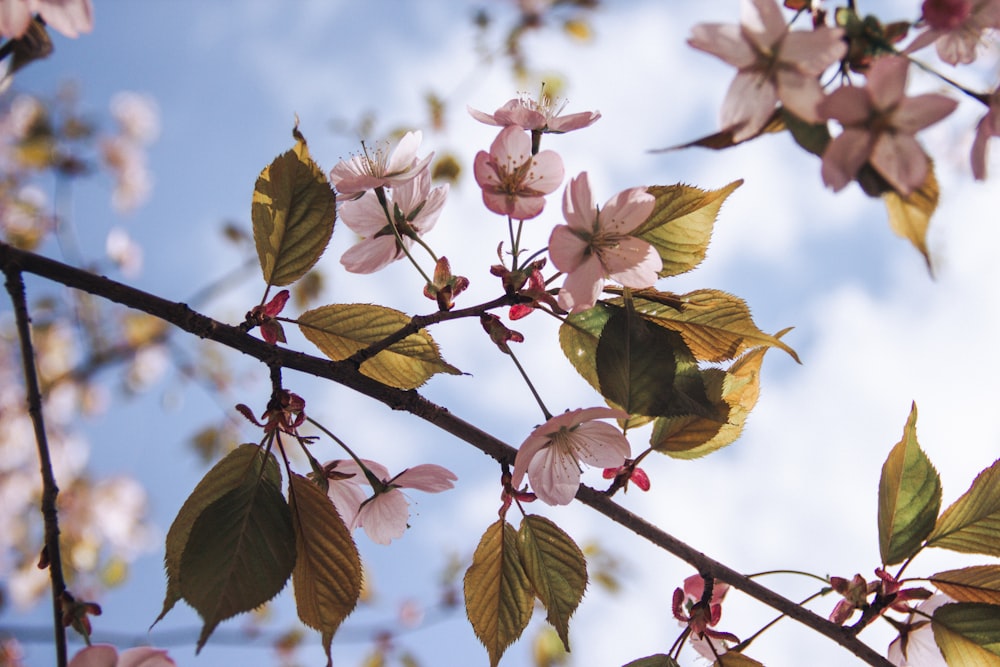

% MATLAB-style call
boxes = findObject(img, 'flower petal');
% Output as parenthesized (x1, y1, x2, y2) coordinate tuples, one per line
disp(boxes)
(604, 238, 662, 287)
(871, 133, 928, 195)
(37, 0, 94, 38)
(776, 69, 826, 124)
(721, 70, 778, 142)
(558, 254, 606, 313)
(780, 27, 847, 75)
(524, 149, 565, 195)
(741, 0, 787, 52)
(358, 490, 409, 544)
(340, 236, 404, 274)
(548, 224, 591, 273)
(866, 56, 909, 112)
(562, 172, 597, 233)
(818, 85, 873, 125)
(599, 187, 655, 235)
(117, 647, 176, 667)
(340, 191, 389, 236)
(527, 442, 584, 505)
(567, 421, 630, 467)
(69, 646, 119, 667)
(393, 463, 457, 492)
(688, 23, 757, 68)
(821, 128, 874, 192)
(892, 94, 957, 134)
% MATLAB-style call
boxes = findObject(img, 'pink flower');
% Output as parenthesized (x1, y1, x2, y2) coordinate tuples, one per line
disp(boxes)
(906, 0, 1000, 65)
(0, 0, 93, 39)
(818, 56, 957, 195)
(673, 574, 739, 659)
(688, 0, 846, 141)
(324, 459, 456, 544)
(468, 92, 600, 134)
(68, 645, 175, 667)
(972, 84, 1000, 180)
(887, 595, 953, 666)
(330, 131, 433, 197)
(339, 166, 448, 273)
(473, 125, 564, 220)
(548, 172, 661, 313)
(512, 407, 630, 505)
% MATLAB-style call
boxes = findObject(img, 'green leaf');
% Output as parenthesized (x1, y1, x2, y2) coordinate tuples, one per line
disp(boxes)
(179, 461, 296, 651)
(878, 402, 942, 565)
(298, 303, 461, 390)
(781, 106, 831, 157)
(932, 603, 1000, 665)
(927, 459, 1000, 557)
(157, 444, 280, 625)
(624, 288, 799, 363)
(252, 124, 337, 288)
(932, 566, 1000, 605)
(622, 655, 681, 667)
(634, 181, 742, 278)
(711, 655, 765, 667)
(464, 519, 534, 667)
(651, 340, 772, 459)
(883, 163, 937, 273)
(558, 302, 613, 391)
(517, 515, 587, 650)
(289, 473, 363, 645)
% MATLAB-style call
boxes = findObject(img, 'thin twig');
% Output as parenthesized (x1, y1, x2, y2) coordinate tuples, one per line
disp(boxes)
(3, 266, 68, 667)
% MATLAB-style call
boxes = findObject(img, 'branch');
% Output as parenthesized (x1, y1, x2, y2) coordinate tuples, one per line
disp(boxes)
(2, 266, 68, 667)
(0, 241, 892, 666)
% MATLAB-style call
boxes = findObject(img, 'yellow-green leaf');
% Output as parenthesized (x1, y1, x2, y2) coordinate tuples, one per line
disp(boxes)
(252, 125, 336, 287)
(932, 566, 1000, 605)
(651, 341, 770, 459)
(933, 603, 1000, 665)
(883, 164, 937, 273)
(157, 444, 280, 625)
(518, 515, 587, 650)
(927, 459, 1000, 557)
(635, 181, 742, 278)
(878, 402, 942, 565)
(180, 462, 296, 651)
(289, 473, 362, 644)
(623, 656, 681, 667)
(464, 519, 534, 667)
(624, 288, 799, 363)
(298, 303, 461, 390)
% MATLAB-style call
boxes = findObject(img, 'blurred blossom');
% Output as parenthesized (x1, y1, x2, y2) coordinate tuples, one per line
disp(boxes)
(105, 227, 143, 277)
(906, 0, 1000, 64)
(109, 92, 159, 144)
(68, 645, 175, 667)
(0, 0, 94, 39)
(125, 344, 168, 392)
(101, 135, 153, 213)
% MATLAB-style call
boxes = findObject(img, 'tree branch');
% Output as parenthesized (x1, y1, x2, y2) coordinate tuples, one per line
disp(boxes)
(0, 240, 892, 666)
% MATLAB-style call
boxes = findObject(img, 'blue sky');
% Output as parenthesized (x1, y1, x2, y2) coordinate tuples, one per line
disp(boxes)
(4, 1, 1000, 665)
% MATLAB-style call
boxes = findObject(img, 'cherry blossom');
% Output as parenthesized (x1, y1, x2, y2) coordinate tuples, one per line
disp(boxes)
(972, 83, 1000, 179)
(473, 125, 564, 219)
(906, 0, 1000, 65)
(323, 459, 456, 544)
(330, 131, 433, 197)
(548, 172, 661, 313)
(673, 574, 739, 659)
(818, 56, 957, 195)
(887, 594, 953, 667)
(0, 0, 93, 39)
(512, 406, 630, 505)
(68, 644, 175, 667)
(688, 0, 846, 141)
(468, 91, 600, 134)
(339, 166, 448, 274)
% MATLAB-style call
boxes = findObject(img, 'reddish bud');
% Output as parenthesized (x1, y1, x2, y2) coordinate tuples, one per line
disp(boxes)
(480, 313, 524, 353)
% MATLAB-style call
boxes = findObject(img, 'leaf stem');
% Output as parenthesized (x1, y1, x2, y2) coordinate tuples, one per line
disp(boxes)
(506, 347, 552, 421)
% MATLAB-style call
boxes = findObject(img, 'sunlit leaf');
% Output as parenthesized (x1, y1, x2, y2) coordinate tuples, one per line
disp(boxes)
(651, 340, 772, 459)
(932, 603, 1000, 665)
(593, 302, 712, 419)
(622, 655, 681, 667)
(878, 402, 942, 565)
(289, 473, 362, 649)
(252, 124, 337, 288)
(558, 302, 612, 391)
(518, 515, 587, 650)
(623, 288, 799, 363)
(932, 567, 1000, 605)
(464, 519, 533, 667)
(633, 181, 742, 278)
(298, 303, 461, 390)
(927, 459, 1000, 557)
(883, 163, 937, 273)
(157, 444, 280, 625)
(180, 463, 296, 650)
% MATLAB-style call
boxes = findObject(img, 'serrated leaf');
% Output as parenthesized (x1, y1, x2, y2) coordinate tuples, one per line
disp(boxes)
(289, 473, 362, 647)
(594, 302, 712, 419)
(932, 567, 1000, 605)
(634, 181, 742, 278)
(932, 603, 1000, 664)
(157, 444, 280, 625)
(927, 459, 1000, 557)
(464, 519, 534, 667)
(883, 163, 937, 273)
(623, 655, 681, 667)
(651, 341, 770, 459)
(518, 515, 587, 650)
(878, 402, 942, 565)
(252, 126, 336, 288)
(180, 466, 296, 650)
(624, 288, 799, 363)
(298, 303, 461, 390)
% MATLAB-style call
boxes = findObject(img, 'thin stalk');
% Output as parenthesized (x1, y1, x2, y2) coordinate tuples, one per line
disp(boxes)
(506, 347, 552, 421)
